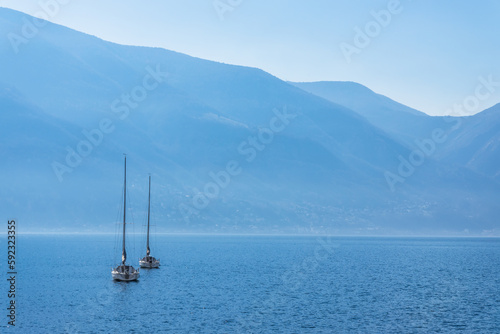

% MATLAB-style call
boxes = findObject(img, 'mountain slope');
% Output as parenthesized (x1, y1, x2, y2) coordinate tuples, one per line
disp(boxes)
(437, 104, 500, 180)
(291, 81, 500, 182)
(1, 8, 499, 235)
(291, 81, 426, 117)
(290, 81, 450, 144)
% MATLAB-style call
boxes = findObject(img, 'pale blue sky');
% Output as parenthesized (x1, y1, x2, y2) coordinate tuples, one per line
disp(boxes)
(2, 0, 499, 115)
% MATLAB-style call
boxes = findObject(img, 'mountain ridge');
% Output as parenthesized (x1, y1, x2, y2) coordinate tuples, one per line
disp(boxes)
(1, 8, 499, 235)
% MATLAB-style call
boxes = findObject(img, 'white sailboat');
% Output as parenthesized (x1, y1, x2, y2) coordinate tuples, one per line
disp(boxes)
(139, 175, 160, 268)
(112, 155, 140, 281)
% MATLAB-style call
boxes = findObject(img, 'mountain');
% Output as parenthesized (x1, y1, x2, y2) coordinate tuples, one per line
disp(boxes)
(1, 8, 499, 235)
(291, 81, 425, 117)
(437, 104, 500, 181)
(290, 81, 450, 145)
(291, 81, 500, 182)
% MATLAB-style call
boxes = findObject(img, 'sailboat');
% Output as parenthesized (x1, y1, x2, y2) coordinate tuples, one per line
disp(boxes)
(139, 175, 160, 268)
(112, 155, 140, 281)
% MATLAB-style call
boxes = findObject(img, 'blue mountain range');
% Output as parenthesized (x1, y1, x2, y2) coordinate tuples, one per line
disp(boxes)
(1, 8, 499, 235)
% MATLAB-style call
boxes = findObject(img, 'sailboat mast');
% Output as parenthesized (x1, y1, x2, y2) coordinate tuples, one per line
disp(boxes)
(147, 175, 151, 256)
(122, 155, 127, 265)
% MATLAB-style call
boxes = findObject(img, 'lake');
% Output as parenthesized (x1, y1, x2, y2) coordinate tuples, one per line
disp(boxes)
(1, 235, 499, 333)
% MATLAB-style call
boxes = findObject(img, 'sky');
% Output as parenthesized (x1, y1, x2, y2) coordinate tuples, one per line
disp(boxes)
(1, 0, 499, 115)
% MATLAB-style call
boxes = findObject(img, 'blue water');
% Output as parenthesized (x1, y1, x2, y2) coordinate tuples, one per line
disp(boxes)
(1, 235, 499, 333)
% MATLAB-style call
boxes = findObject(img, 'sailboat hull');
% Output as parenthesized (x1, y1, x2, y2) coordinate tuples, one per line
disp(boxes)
(112, 272, 139, 281)
(111, 265, 140, 281)
(139, 256, 160, 268)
